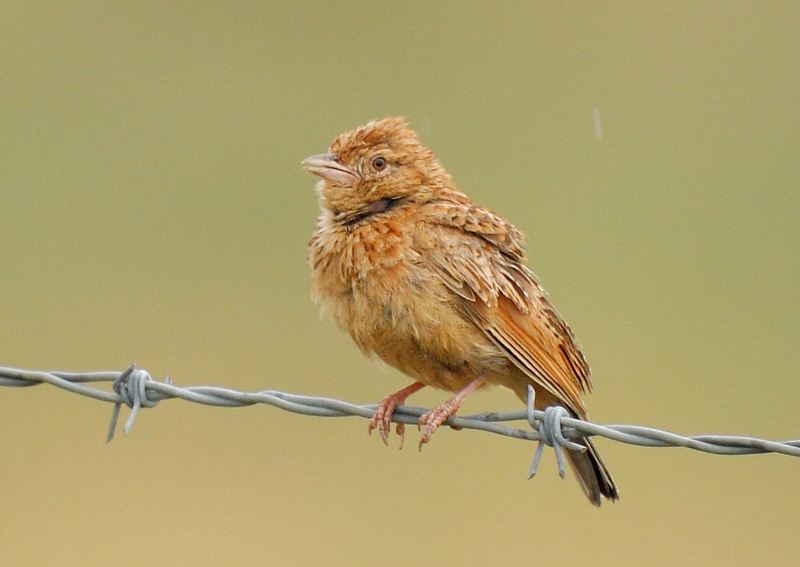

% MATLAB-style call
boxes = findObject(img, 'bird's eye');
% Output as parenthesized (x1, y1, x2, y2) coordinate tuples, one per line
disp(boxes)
(372, 156, 387, 171)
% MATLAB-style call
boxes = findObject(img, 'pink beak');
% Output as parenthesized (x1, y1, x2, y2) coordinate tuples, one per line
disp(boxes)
(302, 153, 361, 187)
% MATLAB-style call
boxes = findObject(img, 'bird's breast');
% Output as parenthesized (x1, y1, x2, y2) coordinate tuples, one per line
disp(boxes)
(309, 214, 507, 390)
(309, 215, 431, 335)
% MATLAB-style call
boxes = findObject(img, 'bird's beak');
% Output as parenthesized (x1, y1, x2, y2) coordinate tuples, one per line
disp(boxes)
(302, 153, 361, 186)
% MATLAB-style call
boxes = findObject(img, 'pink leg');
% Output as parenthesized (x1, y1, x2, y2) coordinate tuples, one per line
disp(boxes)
(368, 381, 426, 448)
(418, 375, 486, 450)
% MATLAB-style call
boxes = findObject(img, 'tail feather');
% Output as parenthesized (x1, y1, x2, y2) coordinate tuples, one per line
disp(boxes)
(566, 437, 619, 506)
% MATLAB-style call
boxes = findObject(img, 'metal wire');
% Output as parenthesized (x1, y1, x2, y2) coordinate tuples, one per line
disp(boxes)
(3, 365, 799, 480)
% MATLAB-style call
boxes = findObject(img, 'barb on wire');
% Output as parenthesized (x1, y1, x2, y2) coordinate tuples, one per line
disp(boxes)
(2, 365, 799, 480)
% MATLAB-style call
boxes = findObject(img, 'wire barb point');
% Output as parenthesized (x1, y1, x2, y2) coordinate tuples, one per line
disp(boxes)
(526, 385, 589, 481)
(107, 365, 160, 442)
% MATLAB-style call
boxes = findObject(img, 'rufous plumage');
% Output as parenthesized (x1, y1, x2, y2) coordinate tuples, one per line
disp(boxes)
(303, 117, 618, 505)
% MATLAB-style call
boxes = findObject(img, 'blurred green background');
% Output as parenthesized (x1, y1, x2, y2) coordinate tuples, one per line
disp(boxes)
(1, 2, 798, 565)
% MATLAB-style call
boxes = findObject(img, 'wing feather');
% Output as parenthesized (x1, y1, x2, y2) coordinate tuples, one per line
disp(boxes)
(414, 202, 591, 416)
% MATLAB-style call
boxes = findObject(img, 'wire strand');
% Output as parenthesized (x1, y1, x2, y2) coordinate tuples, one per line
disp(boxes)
(3, 365, 799, 475)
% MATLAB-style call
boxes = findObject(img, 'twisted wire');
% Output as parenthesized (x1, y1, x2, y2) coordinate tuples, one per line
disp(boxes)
(3, 365, 799, 479)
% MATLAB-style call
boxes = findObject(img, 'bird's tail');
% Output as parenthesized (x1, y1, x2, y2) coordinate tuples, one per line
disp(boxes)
(566, 437, 619, 506)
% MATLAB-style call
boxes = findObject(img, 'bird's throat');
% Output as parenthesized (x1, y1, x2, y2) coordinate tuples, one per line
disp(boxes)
(344, 197, 402, 225)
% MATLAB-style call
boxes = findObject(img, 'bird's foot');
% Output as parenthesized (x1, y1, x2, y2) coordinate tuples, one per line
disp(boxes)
(368, 382, 426, 449)
(417, 375, 487, 450)
(368, 394, 402, 447)
(418, 399, 461, 450)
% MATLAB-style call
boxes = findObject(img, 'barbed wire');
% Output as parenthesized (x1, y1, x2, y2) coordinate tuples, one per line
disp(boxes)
(2, 365, 799, 481)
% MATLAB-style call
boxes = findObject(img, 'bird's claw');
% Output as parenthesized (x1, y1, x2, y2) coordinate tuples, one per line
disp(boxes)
(395, 423, 406, 450)
(417, 404, 454, 450)
(368, 395, 406, 449)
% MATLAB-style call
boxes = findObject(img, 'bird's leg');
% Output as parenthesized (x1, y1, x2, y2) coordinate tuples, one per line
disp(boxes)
(368, 381, 426, 448)
(418, 374, 487, 450)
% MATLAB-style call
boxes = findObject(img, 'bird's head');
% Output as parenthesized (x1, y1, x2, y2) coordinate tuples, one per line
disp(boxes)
(302, 117, 453, 223)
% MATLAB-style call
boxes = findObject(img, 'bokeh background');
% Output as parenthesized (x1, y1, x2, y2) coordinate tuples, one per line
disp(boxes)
(2, 2, 798, 565)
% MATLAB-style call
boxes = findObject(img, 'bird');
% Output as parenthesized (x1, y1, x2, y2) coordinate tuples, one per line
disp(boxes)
(302, 117, 618, 505)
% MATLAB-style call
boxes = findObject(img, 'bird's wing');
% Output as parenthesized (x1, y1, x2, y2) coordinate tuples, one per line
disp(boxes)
(413, 203, 591, 416)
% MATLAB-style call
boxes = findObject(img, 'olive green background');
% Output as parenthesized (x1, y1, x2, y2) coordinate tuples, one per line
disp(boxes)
(2, 2, 798, 565)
